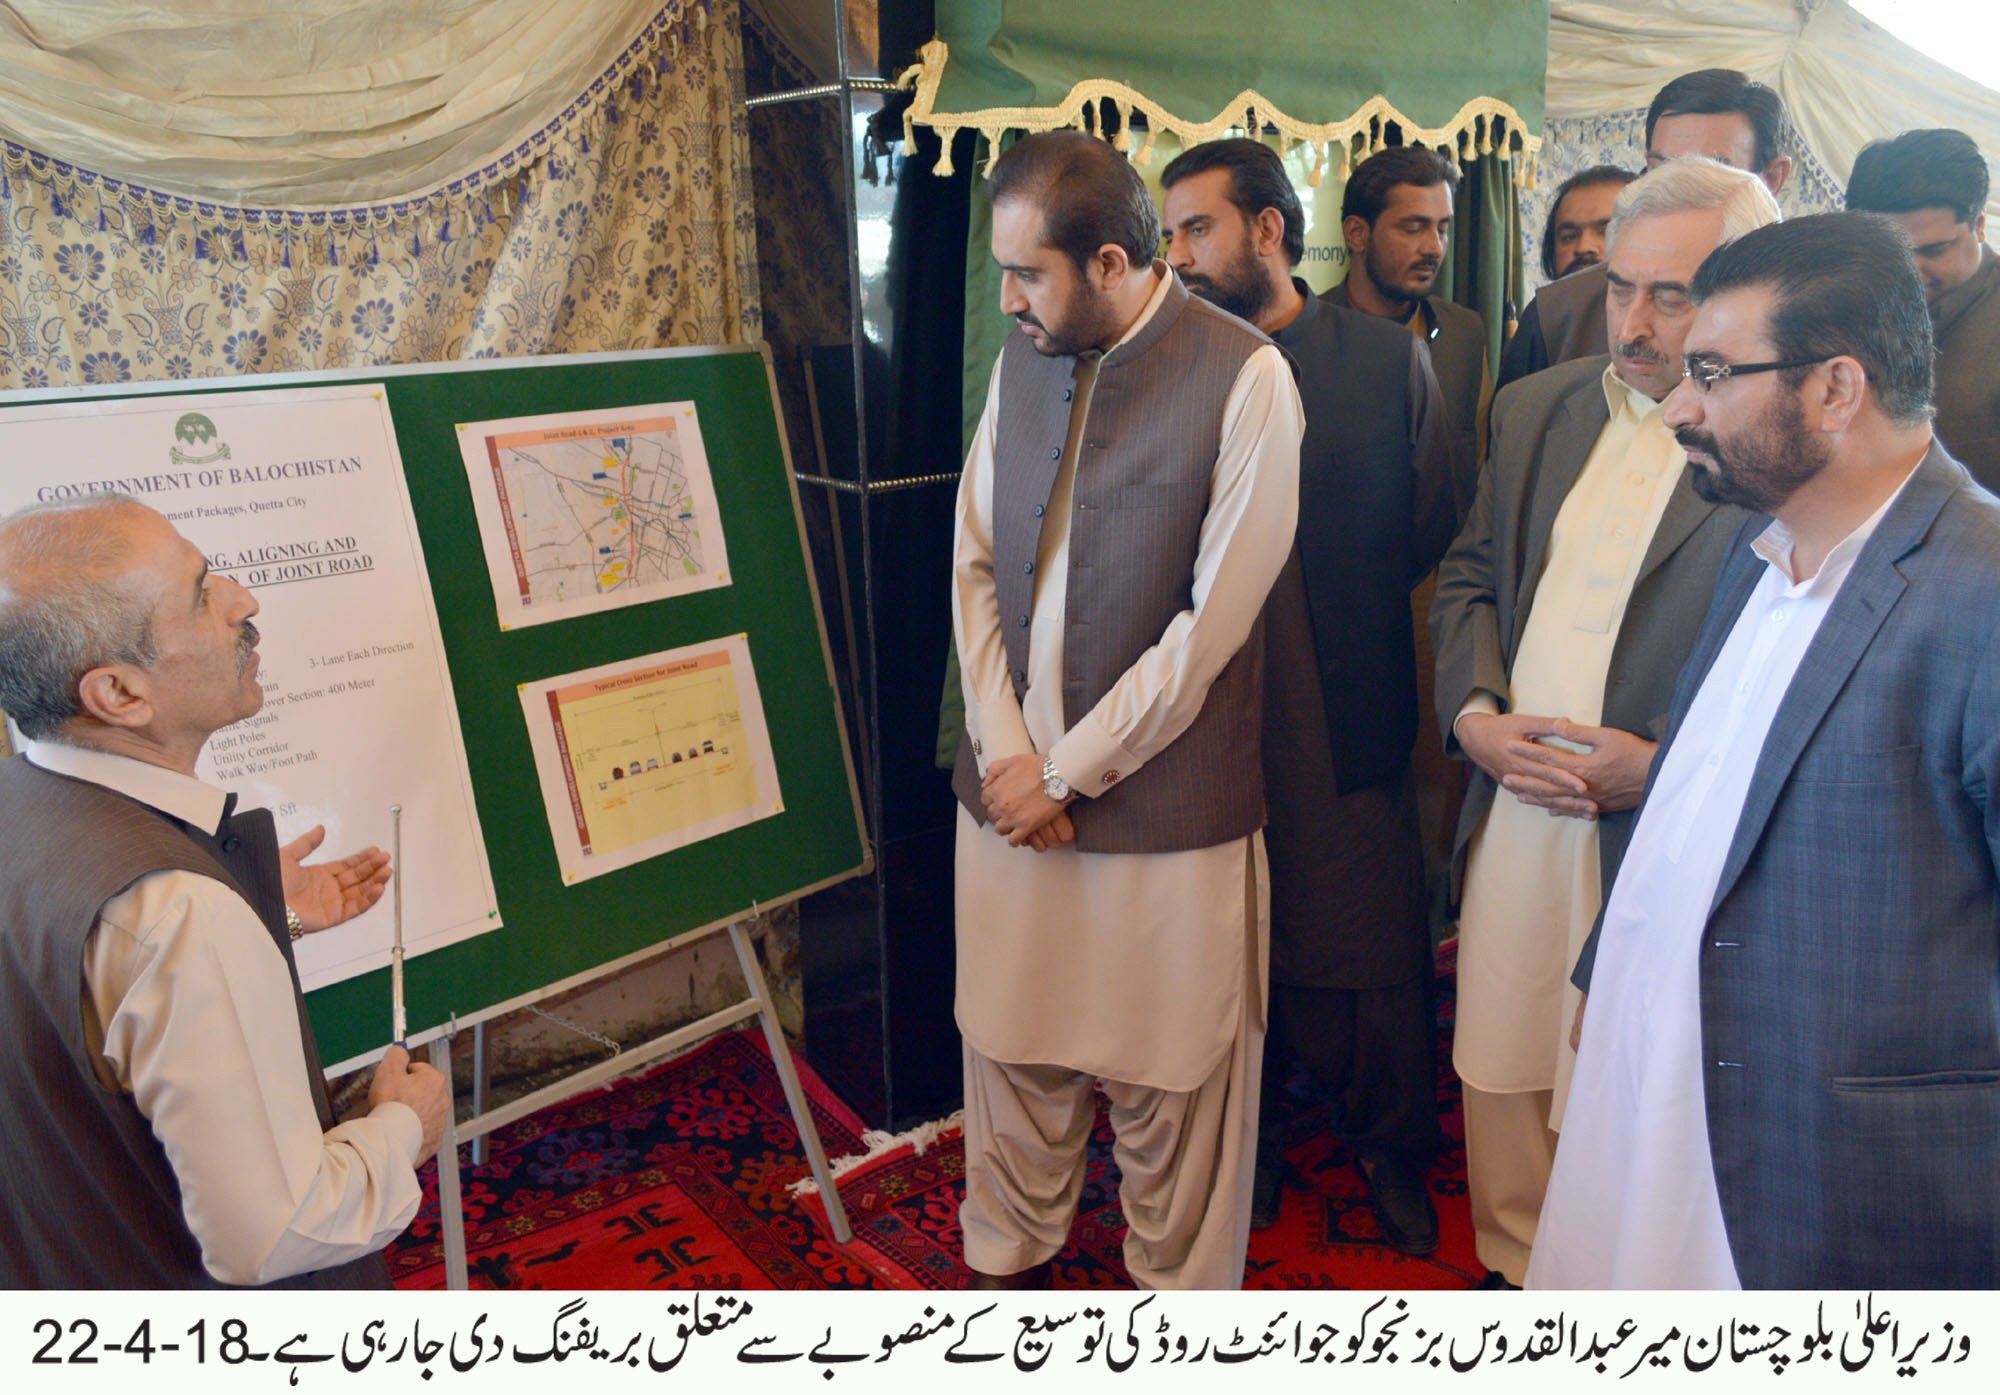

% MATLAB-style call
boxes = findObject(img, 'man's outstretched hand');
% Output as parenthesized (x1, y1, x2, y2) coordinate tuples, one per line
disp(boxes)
(279, 826, 393, 932)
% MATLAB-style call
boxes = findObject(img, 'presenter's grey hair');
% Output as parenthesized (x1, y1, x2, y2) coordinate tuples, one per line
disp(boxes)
(0, 494, 159, 740)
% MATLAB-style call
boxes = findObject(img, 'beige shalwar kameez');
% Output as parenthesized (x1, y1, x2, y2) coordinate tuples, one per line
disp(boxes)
(951, 274, 1302, 1288)
(1451, 366, 1684, 1282)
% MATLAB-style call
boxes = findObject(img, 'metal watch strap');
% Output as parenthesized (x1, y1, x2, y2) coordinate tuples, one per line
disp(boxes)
(1041, 755, 1070, 802)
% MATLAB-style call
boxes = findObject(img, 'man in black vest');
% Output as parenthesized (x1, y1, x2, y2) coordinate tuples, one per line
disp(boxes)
(1322, 144, 1490, 926)
(1162, 138, 1457, 1254)
(1324, 145, 1488, 517)
(0, 496, 448, 1288)
(951, 131, 1302, 1289)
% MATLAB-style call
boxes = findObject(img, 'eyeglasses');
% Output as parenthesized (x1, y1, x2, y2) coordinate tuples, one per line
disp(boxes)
(1681, 352, 1828, 392)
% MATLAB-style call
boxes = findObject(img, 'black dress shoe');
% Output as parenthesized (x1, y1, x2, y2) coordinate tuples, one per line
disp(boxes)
(1355, 1153, 1439, 1256)
(1250, 1159, 1282, 1230)
(966, 1260, 1052, 1290)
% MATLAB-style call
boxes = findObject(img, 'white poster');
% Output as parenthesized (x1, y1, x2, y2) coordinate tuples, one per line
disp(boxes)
(518, 634, 783, 886)
(456, 401, 731, 630)
(0, 383, 500, 991)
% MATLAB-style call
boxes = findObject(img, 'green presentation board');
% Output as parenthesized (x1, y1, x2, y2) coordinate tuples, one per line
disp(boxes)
(12, 345, 867, 1067)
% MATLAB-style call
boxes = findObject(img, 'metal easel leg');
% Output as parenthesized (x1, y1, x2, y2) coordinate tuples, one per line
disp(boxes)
(728, 919, 853, 1244)
(429, 1033, 470, 1290)
(471, 1021, 490, 1166)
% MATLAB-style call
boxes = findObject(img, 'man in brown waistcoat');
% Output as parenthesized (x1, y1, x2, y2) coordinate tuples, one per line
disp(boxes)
(1846, 127, 1999, 484)
(0, 496, 449, 1288)
(950, 130, 1302, 1289)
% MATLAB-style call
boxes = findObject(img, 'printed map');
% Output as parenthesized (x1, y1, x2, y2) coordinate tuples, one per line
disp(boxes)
(460, 403, 730, 629)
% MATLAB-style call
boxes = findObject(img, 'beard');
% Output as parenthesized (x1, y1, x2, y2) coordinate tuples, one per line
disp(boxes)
(1016, 280, 1122, 358)
(1178, 242, 1274, 326)
(1678, 393, 1828, 514)
(1363, 238, 1440, 305)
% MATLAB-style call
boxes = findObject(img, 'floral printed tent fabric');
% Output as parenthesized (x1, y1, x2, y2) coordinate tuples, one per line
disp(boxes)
(0, 0, 760, 390)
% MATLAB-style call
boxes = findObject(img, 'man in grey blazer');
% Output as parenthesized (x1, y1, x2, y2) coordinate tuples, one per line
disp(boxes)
(1430, 159, 1779, 1286)
(1533, 212, 2000, 1289)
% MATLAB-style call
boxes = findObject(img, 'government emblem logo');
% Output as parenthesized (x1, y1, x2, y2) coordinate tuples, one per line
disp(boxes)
(169, 412, 231, 466)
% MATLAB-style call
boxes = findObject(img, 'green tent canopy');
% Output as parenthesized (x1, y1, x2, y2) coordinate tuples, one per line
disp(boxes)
(905, 0, 1550, 181)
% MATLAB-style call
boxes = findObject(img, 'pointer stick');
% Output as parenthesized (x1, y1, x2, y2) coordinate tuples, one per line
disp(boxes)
(391, 804, 407, 1048)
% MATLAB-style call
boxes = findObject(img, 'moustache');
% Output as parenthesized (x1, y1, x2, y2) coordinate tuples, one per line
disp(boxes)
(1014, 312, 1047, 333)
(1674, 426, 1721, 460)
(1616, 339, 1664, 366)
(237, 620, 260, 668)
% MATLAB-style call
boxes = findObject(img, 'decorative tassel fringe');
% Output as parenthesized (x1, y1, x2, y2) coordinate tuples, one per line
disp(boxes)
(898, 40, 1543, 182)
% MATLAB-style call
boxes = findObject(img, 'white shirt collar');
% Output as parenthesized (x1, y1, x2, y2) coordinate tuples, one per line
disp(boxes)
(22, 739, 229, 834)
(1749, 460, 1922, 592)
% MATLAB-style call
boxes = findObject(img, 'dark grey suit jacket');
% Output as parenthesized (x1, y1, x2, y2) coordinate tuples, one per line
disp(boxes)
(1430, 355, 1744, 895)
(1575, 444, 2000, 1289)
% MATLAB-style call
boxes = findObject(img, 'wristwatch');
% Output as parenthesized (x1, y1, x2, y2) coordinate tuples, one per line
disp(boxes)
(1041, 756, 1071, 803)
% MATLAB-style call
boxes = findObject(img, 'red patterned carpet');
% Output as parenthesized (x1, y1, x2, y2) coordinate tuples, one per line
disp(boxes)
(390, 954, 1477, 1290)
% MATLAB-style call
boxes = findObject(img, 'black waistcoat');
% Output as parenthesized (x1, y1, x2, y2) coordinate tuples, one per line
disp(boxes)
(1271, 294, 1423, 789)
(0, 754, 390, 1289)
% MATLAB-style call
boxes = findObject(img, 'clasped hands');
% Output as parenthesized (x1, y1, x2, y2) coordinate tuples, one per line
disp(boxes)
(1457, 711, 1657, 821)
(981, 753, 1077, 852)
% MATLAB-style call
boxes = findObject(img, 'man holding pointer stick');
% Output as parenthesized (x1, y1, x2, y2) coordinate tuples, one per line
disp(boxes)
(0, 494, 448, 1288)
